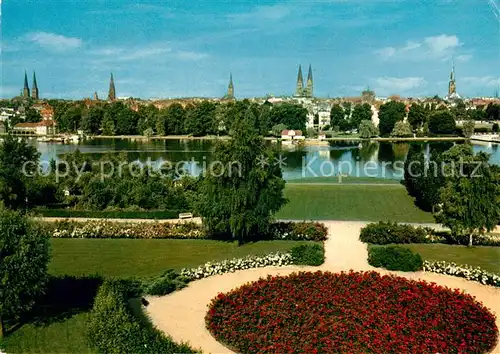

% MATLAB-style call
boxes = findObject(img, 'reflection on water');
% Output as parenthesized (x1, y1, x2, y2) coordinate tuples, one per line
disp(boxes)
(29, 138, 500, 181)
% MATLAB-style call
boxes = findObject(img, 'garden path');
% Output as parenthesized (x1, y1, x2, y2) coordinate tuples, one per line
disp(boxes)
(146, 221, 500, 354)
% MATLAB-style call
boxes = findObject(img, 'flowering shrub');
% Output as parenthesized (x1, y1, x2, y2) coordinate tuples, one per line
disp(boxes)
(269, 221, 328, 241)
(180, 253, 293, 280)
(46, 220, 205, 239)
(360, 221, 436, 244)
(424, 260, 500, 287)
(206, 271, 498, 353)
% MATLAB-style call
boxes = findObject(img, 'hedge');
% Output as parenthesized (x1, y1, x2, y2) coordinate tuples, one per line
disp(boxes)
(368, 245, 423, 272)
(290, 244, 325, 266)
(86, 279, 197, 354)
(33, 208, 184, 220)
(360, 221, 433, 244)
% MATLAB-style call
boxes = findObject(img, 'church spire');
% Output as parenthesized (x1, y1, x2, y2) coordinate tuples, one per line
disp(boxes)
(23, 71, 30, 98)
(227, 73, 234, 99)
(305, 64, 313, 98)
(108, 73, 116, 101)
(32, 71, 39, 100)
(295, 65, 304, 96)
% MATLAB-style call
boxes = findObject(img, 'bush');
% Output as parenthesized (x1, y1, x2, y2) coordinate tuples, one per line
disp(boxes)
(290, 244, 325, 266)
(144, 270, 189, 296)
(493, 123, 499, 133)
(269, 221, 328, 241)
(368, 245, 423, 271)
(34, 208, 184, 219)
(87, 279, 196, 354)
(428, 111, 456, 135)
(359, 221, 433, 244)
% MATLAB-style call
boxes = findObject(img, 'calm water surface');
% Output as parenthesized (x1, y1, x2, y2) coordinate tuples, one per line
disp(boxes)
(31, 138, 500, 180)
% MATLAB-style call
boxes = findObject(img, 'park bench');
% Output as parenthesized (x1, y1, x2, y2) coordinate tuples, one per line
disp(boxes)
(178, 212, 193, 219)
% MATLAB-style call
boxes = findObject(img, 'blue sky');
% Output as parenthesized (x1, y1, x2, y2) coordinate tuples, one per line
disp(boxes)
(1, 0, 499, 99)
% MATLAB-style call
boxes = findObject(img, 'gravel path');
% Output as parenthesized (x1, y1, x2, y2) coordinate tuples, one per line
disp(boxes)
(146, 221, 500, 353)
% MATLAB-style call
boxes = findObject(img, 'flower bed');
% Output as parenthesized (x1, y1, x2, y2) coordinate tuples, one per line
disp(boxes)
(269, 221, 328, 241)
(47, 220, 205, 239)
(424, 260, 500, 287)
(206, 271, 498, 353)
(180, 252, 294, 280)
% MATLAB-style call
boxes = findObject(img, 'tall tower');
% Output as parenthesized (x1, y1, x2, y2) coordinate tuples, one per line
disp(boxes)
(227, 73, 234, 99)
(295, 65, 304, 96)
(32, 71, 39, 100)
(305, 64, 313, 98)
(108, 73, 116, 101)
(23, 71, 30, 98)
(448, 61, 457, 97)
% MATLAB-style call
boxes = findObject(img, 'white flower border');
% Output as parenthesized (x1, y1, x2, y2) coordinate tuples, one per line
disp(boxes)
(180, 252, 293, 280)
(423, 260, 500, 287)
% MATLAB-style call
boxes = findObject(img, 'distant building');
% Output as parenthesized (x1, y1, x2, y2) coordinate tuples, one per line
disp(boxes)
(13, 120, 56, 136)
(295, 64, 314, 98)
(446, 61, 460, 101)
(108, 73, 116, 101)
(225, 73, 235, 99)
(32, 71, 39, 100)
(93, 91, 99, 101)
(281, 129, 304, 140)
(23, 71, 30, 98)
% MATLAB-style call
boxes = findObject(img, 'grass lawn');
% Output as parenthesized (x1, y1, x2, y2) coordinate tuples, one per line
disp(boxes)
(277, 184, 433, 223)
(398, 244, 500, 274)
(287, 176, 401, 184)
(49, 239, 314, 278)
(1, 313, 94, 354)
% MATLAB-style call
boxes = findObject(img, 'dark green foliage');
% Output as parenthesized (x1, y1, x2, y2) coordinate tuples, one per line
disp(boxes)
(33, 208, 184, 219)
(0, 209, 50, 338)
(407, 103, 427, 130)
(269, 221, 328, 241)
(485, 103, 500, 121)
(351, 103, 372, 129)
(368, 245, 423, 271)
(81, 106, 104, 134)
(360, 221, 430, 244)
(184, 101, 217, 136)
(269, 103, 308, 131)
(86, 279, 197, 354)
(428, 110, 456, 135)
(290, 244, 325, 266)
(144, 270, 189, 296)
(25, 107, 42, 123)
(378, 101, 406, 136)
(330, 104, 350, 131)
(196, 108, 287, 244)
(492, 123, 499, 133)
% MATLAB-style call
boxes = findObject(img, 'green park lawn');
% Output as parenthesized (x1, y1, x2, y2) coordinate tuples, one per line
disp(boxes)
(286, 176, 401, 184)
(2, 239, 313, 353)
(400, 244, 500, 274)
(277, 184, 434, 223)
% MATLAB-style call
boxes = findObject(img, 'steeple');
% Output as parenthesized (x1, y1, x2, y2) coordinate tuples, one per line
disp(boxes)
(23, 71, 30, 98)
(227, 73, 234, 99)
(448, 60, 457, 97)
(108, 73, 116, 101)
(295, 65, 304, 96)
(305, 64, 313, 98)
(32, 71, 39, 100)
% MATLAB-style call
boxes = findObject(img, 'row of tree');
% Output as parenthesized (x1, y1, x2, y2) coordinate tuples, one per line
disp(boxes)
(47, 100, 308, 137)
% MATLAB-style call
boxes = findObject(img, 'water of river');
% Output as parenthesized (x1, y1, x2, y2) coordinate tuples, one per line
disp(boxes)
(30, 138, 500, 181)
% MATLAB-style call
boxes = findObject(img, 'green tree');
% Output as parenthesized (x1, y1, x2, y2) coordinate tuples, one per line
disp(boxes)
(137, 104, 158, 134)
(81, 106, 104, 135)
(428, 110, 456, 135)
(195, 108, 286, 243)
(407, 103, 427, 130)
(436, 152, 500, 246)
(184, 101, 217, 136)
(0, 135, 40, 208)
(101, 111, 115, 135)
(378, 101, 406, 136)
(358, 120, 378, 138)
(493, 123, 499, 133)
(462, 119, 475, 138)
(25, 108, 42, 123)
(351, 103, 372, 129)
(272, 123, 287, 137)
(115, 107, 139, 135)
(269, 103, 307, 131)
(390, 121, 413, 137)
(61, 105, 83, 132)
(0, 208, 50, 338)
(258, 102, 272, 135)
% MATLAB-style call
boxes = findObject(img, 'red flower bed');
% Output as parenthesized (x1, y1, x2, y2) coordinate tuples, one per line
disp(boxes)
(206, 271, 498, 353)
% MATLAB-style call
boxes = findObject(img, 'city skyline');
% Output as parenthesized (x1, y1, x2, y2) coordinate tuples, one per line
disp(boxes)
(1, 0, 499, 99)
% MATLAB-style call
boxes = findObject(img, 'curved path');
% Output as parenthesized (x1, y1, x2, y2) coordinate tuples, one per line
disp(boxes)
(146, 221, 500, 354)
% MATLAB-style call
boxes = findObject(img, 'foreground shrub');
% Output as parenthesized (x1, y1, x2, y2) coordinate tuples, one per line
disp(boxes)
(87, 279, 196, 354)
(290, 244, 324, 266)
(368, 245, 423, 271)
(424, 260, 500, 287)
(144, 270, 190, 296)
(360, 221, 433, 244)
(269, 221, 328, 241)
(206, 271, 498, 353)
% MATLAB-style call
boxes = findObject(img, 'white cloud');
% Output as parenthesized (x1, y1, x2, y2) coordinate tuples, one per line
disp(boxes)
(376, 34, 465, 61)
(461, 76, 500, 87)
(26, 32, 82, 51)
(176, 51, 208, 60)
(228, 4, 292, 23)
(375, 77, 427, 91)
(91, 44, 206, 63)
